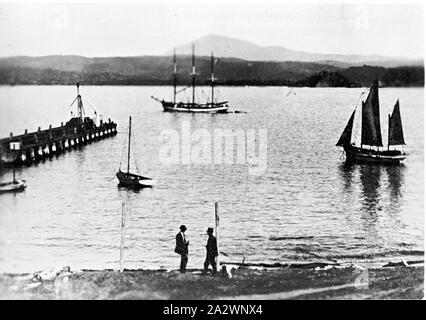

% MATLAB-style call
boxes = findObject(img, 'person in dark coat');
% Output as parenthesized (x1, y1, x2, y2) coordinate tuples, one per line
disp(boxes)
(204, 227, 218, 274)
(175, 225, 189, 273)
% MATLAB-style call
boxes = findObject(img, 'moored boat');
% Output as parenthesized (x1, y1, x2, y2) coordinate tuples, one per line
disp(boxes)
(152, 45, 229, 113)
(116, 116, 153, 189)
(336, 80, 407, 165)
(116, 170, 153, 189)
(0, 169, 26, 194)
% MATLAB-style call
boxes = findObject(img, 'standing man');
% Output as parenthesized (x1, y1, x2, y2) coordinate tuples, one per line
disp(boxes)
(175, 225, 189, 273)
(204, 227, 218, 275)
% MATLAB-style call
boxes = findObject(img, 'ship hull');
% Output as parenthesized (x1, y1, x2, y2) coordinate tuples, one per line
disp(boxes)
(0, 180, 26, 193)
(116, 170, 153, 189)
(161, 101, 229, 113)
(344, 145, 407, 165)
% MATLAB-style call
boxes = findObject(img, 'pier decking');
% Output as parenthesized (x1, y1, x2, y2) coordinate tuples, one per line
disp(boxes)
(0, 118, 117, 167)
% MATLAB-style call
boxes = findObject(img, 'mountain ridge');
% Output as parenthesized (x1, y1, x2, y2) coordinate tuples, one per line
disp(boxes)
(168, 34, 422, 68)
(0, 34, 423, 87)
(0, 54, 423, 87)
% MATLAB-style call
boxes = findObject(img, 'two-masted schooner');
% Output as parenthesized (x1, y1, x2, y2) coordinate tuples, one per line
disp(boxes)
(336, 80, 407, 164)
(151, 45, 229, 113)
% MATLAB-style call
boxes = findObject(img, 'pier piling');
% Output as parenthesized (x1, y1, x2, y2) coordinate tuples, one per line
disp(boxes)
(0, 118, 117, 167)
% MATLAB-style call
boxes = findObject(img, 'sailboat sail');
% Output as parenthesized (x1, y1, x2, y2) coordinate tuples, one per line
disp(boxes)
(336, 109, 356, 147)
(337, 80, 407, 165)
(388, 100, 405, 146)
(361, 81, 383, 147)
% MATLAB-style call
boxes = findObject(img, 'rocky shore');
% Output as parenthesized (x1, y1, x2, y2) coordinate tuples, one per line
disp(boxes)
(0, 261, 423, 300)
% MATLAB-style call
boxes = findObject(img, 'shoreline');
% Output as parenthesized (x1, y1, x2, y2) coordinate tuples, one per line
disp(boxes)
(0, 84, 424, 88)
(1, 261, 423, 300)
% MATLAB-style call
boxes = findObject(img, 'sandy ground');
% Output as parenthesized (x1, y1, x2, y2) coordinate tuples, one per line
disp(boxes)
(0, 263, 423, 300)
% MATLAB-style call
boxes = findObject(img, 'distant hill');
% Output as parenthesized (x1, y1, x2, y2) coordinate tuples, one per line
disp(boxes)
(295, 66, 424, 87)
(170, 34, 423, 68)
(0, 55, 423, 87)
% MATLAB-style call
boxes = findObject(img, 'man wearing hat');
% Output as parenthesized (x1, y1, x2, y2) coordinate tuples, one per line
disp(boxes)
(175, 225, 189, 273)
(204, 227, 218, 274)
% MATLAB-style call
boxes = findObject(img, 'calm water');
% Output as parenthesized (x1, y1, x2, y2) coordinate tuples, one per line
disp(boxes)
(0, 86, 423, 273)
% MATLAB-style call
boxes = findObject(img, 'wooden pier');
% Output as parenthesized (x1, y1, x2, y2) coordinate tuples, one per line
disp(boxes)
(0, 118, 117, 167)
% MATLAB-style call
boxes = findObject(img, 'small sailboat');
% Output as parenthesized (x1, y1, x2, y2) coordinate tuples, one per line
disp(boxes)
(0, 169, 26, 194)
(116, 116, 153, 189)
(336, 80, 407, 165)
(151, 45, 229, 113)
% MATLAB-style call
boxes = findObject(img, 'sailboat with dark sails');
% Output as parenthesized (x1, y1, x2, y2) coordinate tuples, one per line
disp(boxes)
(151, 45, 229, 113)
(336, 80, 407, 164)
(116, 116, 153, 189)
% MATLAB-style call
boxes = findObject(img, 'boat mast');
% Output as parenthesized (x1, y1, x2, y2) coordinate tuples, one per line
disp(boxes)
(76, 82, 84, 125)
(13, 168, 16, 183)
(360, 102, 363, 150)
(173, 48, 177, 105)
(127, 116, 131, 174)
(211, 52, 214, 105)
(190, 44, 196, 106)
(210, 52, 217, 105)
(388, 114, 390, 151)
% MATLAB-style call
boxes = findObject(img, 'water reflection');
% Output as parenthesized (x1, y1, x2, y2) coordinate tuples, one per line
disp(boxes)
(386, 165, 405, 200)
(339, 163, 405, 215)
(339, 163, 406, 248)
(338, 163, 355, 192)
(0, 86, 422, 272)
(359, 165, 382, 213)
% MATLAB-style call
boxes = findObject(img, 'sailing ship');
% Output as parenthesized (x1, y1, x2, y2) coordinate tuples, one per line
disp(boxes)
(336, 80, 407, 164)
(152, 45, 229, 113)
(116, 116, 153, 189)
(0, 169, 26, 194)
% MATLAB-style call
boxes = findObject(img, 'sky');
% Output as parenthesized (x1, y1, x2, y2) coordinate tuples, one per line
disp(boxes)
(0, 1, 423, 59)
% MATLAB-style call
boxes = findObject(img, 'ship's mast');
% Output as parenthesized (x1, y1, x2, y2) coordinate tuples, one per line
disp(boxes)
(127, 116, 131, 174)
(210, 52, 217, 105)
(190, 44, 196, 106)
(76, 82, 84, 124)
(173, 48, 177, 105)
(387, 114, 390, 151)
(360, 101, 364, 150)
